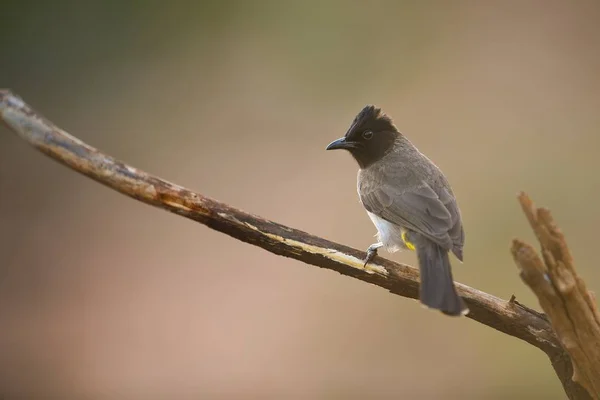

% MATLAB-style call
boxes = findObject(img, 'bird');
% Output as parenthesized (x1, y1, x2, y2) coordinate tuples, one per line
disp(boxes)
(326, 105, 468, 316)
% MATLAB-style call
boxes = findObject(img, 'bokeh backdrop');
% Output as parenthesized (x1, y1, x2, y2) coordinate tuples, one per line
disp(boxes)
(2, 1, 600, 399)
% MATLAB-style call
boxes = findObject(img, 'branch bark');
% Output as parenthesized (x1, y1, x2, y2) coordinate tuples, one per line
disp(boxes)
(0, 89, 594, 399)
(512, 193, 600, 399)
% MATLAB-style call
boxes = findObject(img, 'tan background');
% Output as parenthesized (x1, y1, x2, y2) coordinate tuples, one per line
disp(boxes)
(2, 1, 600, 398)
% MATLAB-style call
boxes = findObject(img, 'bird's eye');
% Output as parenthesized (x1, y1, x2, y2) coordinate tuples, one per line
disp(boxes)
(362, 130, 373, 140)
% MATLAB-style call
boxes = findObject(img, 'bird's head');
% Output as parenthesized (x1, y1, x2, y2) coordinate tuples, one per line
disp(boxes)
(326, 105, 399, 168)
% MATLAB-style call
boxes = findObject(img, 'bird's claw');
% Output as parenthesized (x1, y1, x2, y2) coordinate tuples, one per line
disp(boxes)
(363, 242, 383, 267)
(363, 250, 377, 267)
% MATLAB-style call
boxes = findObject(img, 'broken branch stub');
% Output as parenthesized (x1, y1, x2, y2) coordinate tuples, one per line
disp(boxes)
(513, 193, 600, 399)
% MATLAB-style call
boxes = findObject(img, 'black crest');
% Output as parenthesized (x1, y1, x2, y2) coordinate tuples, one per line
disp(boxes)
(345, 105, 398, 140)
(335, 105, 399, 168)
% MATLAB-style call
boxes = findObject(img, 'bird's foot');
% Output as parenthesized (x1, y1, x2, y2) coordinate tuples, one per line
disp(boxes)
(364, 242, 383, 267)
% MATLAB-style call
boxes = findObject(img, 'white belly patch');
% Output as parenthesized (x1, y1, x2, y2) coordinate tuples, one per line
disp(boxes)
(366, 211, 405, 253)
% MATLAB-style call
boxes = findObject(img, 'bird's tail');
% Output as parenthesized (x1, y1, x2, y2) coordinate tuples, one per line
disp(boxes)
(414, 237, 468, 316)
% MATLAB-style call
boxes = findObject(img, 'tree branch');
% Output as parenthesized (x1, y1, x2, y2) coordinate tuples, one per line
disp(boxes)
(0, 89, 591, 399)
(512, 193, 600, 399)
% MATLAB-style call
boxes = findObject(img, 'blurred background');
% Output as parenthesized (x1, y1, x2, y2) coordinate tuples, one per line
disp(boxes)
(1, 0, 600, 398)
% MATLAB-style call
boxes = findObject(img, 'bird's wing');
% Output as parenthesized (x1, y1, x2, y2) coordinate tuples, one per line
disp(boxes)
(359, 176, 458, 251)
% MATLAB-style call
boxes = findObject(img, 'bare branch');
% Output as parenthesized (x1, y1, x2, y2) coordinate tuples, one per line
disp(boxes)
(0, 89, 590, 399)
(513, 193, 600, 399)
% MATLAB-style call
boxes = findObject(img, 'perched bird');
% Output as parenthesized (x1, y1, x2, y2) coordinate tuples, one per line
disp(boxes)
(326, 105, 468, 316)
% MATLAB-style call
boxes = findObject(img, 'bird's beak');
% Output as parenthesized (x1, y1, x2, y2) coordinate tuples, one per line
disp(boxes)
(326, 137, 350, 151)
